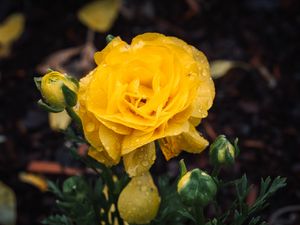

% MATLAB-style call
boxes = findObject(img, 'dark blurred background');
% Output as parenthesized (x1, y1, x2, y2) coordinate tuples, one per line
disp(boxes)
(0, 0, 300, 224)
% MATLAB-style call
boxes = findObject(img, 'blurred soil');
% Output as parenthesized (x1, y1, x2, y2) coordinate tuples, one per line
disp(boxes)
(0, 0, 300, 224)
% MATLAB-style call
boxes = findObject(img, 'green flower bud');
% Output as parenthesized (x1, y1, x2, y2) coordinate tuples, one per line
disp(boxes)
(209, 135, 237, 167)
(39, 71, 78, 110)
(177, 169, 217, 207)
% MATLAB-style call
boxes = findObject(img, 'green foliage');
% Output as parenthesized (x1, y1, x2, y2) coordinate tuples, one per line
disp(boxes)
(213, 176, 287, 225)
(150, 176, 187, 225)
(43, 134, 287, 225)
(44, 154, 129, 225)
(42, 215, 72, 225)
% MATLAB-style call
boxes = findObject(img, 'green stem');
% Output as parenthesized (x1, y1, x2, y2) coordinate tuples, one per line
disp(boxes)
(194, 206, 205, 225)
(212, 166, 221, 178)
(65, 106, 83, 132)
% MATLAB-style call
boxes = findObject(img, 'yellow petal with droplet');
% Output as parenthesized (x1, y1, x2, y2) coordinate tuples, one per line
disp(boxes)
(181, 124, 209, 153)
(99, 123, 122, 161)
(0, 13, 25, 45)
(78, 0, 121, 32)
(49, 110, 71, 131)
(123, 142, 156, 177)
(88, 146, 119, 167)
(159, 123, 208, 160)
(117, 172, 160, 224)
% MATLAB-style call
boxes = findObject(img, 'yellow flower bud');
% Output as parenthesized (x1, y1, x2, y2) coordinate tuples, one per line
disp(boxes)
(117, 172, 160, 224)
(40, 71, 78, 109)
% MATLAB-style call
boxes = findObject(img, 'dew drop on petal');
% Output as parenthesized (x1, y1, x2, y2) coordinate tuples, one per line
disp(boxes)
(141, 186, 148, 192)
(142, 161, 149, 167)
(86, 122, 95, 132)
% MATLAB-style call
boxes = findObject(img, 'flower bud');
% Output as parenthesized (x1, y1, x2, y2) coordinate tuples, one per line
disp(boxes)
(177, 169, 217, 207)
(40, 71, 78, 110)
(209, 135, 237, 167)
(117, 172, 160, 224)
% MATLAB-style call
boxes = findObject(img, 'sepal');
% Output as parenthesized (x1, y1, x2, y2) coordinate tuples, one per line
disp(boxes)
(62, 84, 77, 107)
(37, 99, 64, 113)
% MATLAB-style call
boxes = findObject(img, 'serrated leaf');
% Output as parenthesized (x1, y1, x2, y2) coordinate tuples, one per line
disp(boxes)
(78, 0, 121, 32)
(49, 110, 71, 131)
(177, 209, 197, 223)
(42, 214, 72, 225)
(236, 175, 249, 201)
(0, 13, 25, 45)
(0, 181, 16, 225)
(210, 60, 249, 79)
(47, 180, 63, 199)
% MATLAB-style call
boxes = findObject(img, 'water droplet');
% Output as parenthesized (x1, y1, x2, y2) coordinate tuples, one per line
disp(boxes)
(142, 161, 149, 167)
(86, 122, 95, 132)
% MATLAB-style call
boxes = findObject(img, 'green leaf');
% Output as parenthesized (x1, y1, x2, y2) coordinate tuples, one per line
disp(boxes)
(38, 99, 64, 113)
(42, 214, 72, 225)
(235, 175, 249, 202)
(179, 159, 187, 178)
(62, 84, 77, 107)
(47, 180, 63, 199)
(249, 176, 287, 214)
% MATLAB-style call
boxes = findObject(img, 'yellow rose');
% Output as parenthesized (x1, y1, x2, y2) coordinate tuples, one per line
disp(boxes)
(77, 33, 215, 176)
(41, 71, 78, 109)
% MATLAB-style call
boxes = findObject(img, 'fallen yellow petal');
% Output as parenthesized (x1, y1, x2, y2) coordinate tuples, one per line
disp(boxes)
(49, 110, 71, 131)
(0, 13, 25, 45)
(78, 0, 121, 32)
(0, 181, 16, 225)
(123, 142, 156, 177)
(19, 172, 48, 192)
(0, 44, 11, 58)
